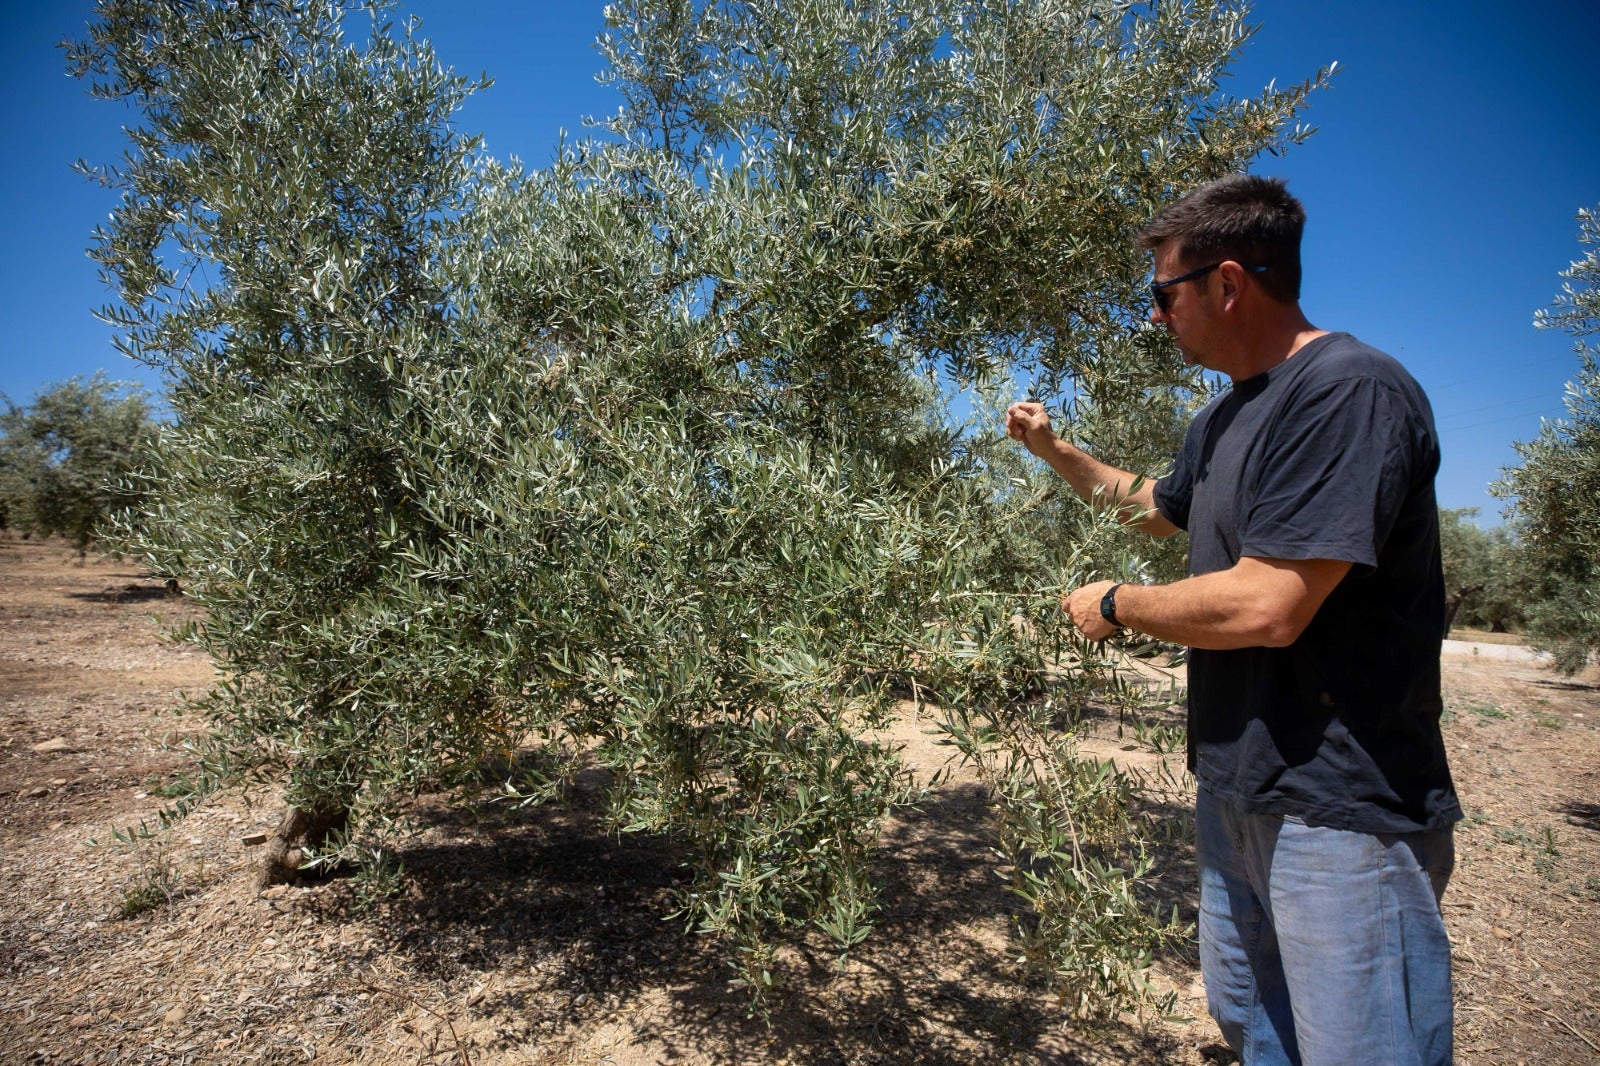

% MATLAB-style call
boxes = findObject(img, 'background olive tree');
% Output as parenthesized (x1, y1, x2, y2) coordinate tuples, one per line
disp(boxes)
(1438, 506, 1526, 634)
(1494, 206, 1600, 672)
(0, 374, 156, 554)
(77, 0, 1325, 1011)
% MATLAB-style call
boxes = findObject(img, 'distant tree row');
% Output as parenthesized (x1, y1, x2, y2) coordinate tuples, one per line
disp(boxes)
(0, 374, 156, 554)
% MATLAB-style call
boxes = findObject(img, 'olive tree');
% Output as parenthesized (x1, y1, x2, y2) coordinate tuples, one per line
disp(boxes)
(1438, 506, 1527, 634)
(77, 0, 1324, 1011)
(0, 374, 156, 553)
(1494, 207, 1600, 672)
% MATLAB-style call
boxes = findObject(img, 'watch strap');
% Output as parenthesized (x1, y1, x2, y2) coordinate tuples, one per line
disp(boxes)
(1100, 583, 1124, 629)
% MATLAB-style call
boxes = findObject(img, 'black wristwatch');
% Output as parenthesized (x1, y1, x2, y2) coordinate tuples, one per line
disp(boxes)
(1100, 583, 1125, 631)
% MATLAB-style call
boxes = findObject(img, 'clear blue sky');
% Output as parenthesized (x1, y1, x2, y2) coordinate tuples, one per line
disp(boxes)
(2, 1, 1596, 524)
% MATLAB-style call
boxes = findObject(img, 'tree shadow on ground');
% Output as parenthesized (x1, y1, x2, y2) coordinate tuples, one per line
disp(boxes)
(66, 581, 178, 605)
(344, 772, 1200, 1065)
(1558, 800, 1600, 832)
(1528, 676, 1600, 693)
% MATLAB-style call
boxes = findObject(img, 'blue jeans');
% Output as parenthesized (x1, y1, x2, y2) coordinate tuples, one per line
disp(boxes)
(1195, 787, 1455, 1066)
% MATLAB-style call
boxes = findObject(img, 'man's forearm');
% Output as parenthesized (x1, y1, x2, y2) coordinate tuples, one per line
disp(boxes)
(1114, 572, 1299, 649)
(1025, 430, 1176, 537)
(1071, 557, 1354, 650)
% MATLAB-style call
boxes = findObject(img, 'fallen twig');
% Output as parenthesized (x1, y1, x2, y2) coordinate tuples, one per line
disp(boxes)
(1529, 1003, 1600, 1056)
(361, 979, 474, 1066)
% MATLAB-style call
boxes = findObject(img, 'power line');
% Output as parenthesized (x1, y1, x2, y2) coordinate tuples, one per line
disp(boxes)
(1432, 391, 1557, 422)
(1424, 350, 1585, 393)
(1438, 408, 1567, 434)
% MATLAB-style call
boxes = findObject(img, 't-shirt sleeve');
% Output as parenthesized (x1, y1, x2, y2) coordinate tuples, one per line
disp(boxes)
(1239, 376, 1421, 571)
(1152, 424, 1198, 532)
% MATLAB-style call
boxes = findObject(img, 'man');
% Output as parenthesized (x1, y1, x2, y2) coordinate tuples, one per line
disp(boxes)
(1005, 174, 1459, 1066)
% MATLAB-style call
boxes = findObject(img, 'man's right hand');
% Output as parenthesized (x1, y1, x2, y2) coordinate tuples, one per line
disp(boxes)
(1005, 401, 1052, 447)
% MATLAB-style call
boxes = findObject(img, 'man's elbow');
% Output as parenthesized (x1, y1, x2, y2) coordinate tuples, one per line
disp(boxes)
(1133, 509, 1180, 538)
(1253, 608, 1314, 648)
(1145, 518, 1181, 539)
(1232, 557, 1348, 647)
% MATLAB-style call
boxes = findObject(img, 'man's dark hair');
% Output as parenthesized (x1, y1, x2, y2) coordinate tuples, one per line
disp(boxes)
(1138, 174, 1305, 303)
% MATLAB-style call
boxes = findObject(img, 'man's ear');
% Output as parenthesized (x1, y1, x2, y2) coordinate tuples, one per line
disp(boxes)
(1218, 260, 1247, 311)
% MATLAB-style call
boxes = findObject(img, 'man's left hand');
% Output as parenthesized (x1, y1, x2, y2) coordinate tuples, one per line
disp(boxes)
(1063, 580, 1121, 641)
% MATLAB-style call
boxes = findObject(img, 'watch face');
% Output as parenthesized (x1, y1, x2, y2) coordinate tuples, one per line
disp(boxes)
(1100, 585, 1118, 625)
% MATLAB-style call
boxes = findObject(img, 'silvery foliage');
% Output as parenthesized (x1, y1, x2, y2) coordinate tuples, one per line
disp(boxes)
(74, 0, 1324, 1009)
(1496, 207, 1600, 673)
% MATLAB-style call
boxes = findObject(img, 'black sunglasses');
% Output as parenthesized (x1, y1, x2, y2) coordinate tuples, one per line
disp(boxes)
(1150, 262, 1266, 312)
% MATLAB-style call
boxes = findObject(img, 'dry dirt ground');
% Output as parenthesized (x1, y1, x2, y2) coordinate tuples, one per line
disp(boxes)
(3, 534, 1597, 1065)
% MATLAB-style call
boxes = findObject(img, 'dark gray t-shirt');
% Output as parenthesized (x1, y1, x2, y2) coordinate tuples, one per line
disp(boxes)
(1153, 332, 1461, 834)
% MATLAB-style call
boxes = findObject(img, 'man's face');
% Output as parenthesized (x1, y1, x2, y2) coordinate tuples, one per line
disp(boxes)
(1149, 240, 1215, 369)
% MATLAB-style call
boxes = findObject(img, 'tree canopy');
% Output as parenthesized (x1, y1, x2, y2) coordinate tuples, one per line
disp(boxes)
(75, 0, 1326, 1010)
